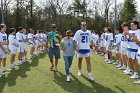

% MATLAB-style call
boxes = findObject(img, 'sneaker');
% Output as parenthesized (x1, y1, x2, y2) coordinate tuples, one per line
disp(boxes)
(123, 69, 128, 73)
(113, 62, 119, 65)
(78, 71, 82, 76)
(88, 73, 94, 81)
(2, 67, 6, 73)
(107, 60, 112, 64)
(66, 76, 70, 82)
(10, 64, 15, 70)
(130, 74, 139, 79)
(118, 66, 126, 70)
(134, 80, 140, 84)
(124, 69, 133, 75)
(116, 64, 122, 68)
(104, 59, 109, 62)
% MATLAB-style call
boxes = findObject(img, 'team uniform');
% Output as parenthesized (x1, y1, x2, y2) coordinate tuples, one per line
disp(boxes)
(136, 29, 140, 62)
(73, 29, 93, 58)
(114, 33, 122, 54)
(120, 34, 128, 55)
(42, 33, 47, 45)
(99, 34, 105, 48)
(92, 34, 99, 46)
(16, 32, 24, 52)
(28, 33, 36, 47)
(127, 30, 139, 59)
(104, 32, 113, 51)
(36, 33, 42, 46)
(0, 32, 8, 58)
(8, 34, 18, 55)
(23, 34, 28, 52)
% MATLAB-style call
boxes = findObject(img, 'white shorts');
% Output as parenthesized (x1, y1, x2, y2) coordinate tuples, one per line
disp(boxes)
(100, 42, 104, 48)
(127, 51, 137, 59)
(23, 44, 28, 52)
(114, 46, 121, 54)
(36, 40, 42, 46)
(10, 49, 17, 55)
(0, 51, 8, 58)
(9, 45, 18, 55)
(77, 53, 90, 58)
(106, 46, 111, 51)
(121, 47, 127, 55)
(18, 45, 24, 52)
(137, 54, 140, 63)
(30, 43, 36, 47)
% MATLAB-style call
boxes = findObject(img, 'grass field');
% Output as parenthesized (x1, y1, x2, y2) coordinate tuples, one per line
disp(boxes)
(0, 51, 140, 93)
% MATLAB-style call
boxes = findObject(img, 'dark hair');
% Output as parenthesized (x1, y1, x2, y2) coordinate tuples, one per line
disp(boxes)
(116, 28, 123, 33)
(0, 24, 6, 30)
(131, 21, 139, 28)
(18, 27, 23, 31)
(28, 28, 34, 33)
(121, 22, 129, 27)
(108, 27, 112, 33)
(10, 28, 16, 33)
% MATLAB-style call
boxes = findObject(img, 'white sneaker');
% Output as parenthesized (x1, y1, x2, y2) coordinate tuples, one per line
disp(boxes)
(2, 67, 6, 73)
(66, 76, 70, 82)
(104, 59, 109, 62)
(118, 66, 126, 70)
(78, 71, 82, 76)
(130, 74, 139, 79)
(124, 69, 133, 75)
(113, 62, 119, 65)
(134, 80, 140, 84)
(107, 60, 112, 64)
(123, 69, 128, 73)
(88, 73, 94, 81)
(116, 64, 122, 68)
(10, 64, 15, 70)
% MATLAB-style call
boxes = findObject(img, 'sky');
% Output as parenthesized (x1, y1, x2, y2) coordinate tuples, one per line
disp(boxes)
(34, 0, 140, 12)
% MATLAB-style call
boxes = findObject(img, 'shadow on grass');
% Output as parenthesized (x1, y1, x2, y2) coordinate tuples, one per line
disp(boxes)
(81, 75, 117, 93)
(114, 86, 126, 93)
(53, 71, 117, 93)
(0, 52, 47, 93)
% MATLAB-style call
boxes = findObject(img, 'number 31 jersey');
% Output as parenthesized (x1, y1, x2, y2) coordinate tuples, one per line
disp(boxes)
(73, 30, 93, 49)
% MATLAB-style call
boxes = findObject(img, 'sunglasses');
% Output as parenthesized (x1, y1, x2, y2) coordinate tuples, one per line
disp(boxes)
(52, 27, 56, 28)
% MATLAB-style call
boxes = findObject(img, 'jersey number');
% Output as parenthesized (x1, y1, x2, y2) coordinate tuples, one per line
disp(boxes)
(81, 36, 88, 43)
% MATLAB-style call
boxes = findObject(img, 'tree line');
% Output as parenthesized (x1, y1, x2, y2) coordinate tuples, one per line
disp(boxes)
(0, 0, 139, 35)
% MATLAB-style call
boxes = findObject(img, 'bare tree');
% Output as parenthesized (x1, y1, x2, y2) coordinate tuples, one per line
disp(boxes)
(103, 0, 114, 26)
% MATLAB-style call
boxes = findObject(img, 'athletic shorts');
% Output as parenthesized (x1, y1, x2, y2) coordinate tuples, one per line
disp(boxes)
(106, 45, 111, 51)
(121, 47, 127, 55)
(10, 49, 17, 55)
(77, 52, 90, 58)
(23, 44, 28, 52)
(48, 47, 60, 59)
(127, 51, 137, 59)
(0, 51, 8, 58)
(114, 46, 121, 54)
(36, 40, 42, 46)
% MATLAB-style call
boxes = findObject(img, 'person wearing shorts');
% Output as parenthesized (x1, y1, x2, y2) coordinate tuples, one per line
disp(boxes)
(0, 24, 9, 73)
(16, 27, 24, 65)
(73, 22, 94, 81)
(8, 28, 19, 69)
(22, 28, 28, 62)
(28, 29, 36, 59)
(47, 24, 62, 71)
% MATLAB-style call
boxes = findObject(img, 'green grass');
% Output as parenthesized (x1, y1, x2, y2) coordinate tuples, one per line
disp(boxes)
(0, 51, 140, 93)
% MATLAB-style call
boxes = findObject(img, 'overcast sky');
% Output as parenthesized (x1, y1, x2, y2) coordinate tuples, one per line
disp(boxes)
(34, 0, 140, 12)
